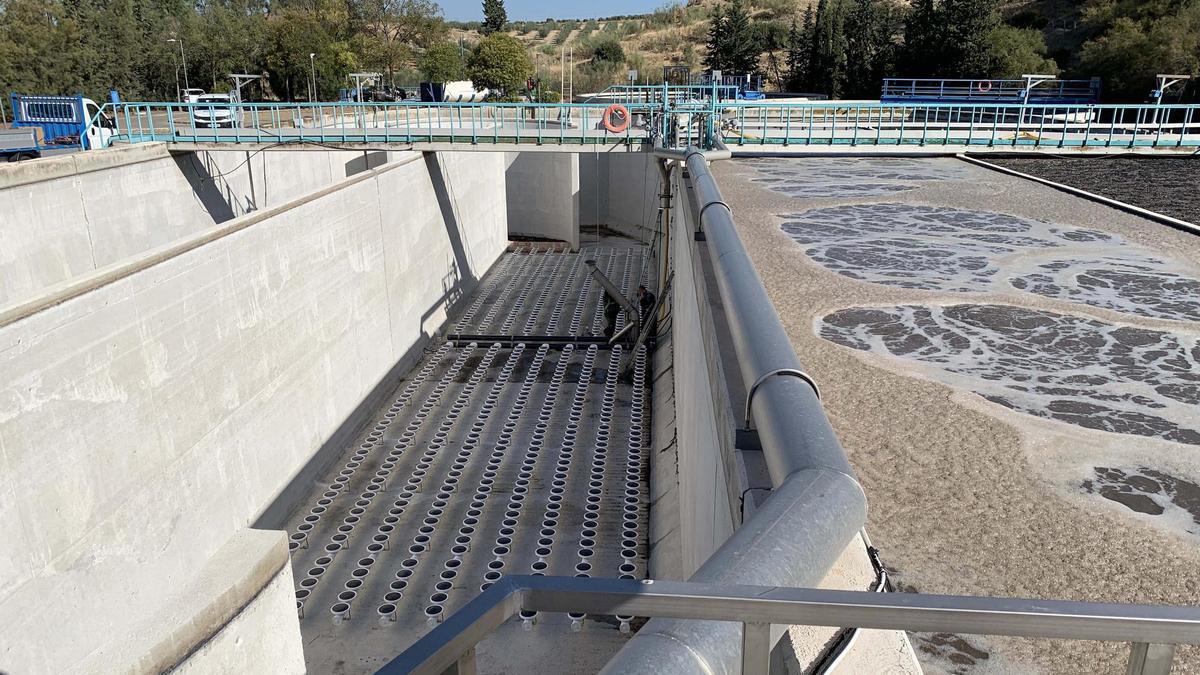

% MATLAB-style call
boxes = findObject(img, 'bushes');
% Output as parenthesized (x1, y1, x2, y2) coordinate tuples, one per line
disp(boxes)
(591, 38, 626, 66)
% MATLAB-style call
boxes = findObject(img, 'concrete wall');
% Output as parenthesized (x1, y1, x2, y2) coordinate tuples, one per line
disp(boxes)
(0, 150, 508, 673)
(504, 152, 580, 248)
(0, 144, 391, 309)
(671, 178, 739, 576)
(580, 153, 656, 240)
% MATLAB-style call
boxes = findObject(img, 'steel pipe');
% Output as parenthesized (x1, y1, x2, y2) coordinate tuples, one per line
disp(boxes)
(600, 147, 868, 675)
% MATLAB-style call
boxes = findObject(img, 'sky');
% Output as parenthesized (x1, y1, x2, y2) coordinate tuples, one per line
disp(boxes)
(439, 0, 663, 22)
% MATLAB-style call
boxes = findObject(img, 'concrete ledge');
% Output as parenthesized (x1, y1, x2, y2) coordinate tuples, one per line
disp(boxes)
(0, 150, 424, 329)
(0, 142, 173, 189)
(75, 528, 294, 674)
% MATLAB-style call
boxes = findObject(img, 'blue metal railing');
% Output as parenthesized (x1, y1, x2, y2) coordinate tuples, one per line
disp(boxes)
(582, 84, 741, 105)
(95, 94, 1200, 152)
(721, 101, 1200, 149)
(110, 100, 662, 149)
(881, 78, 1102, 104)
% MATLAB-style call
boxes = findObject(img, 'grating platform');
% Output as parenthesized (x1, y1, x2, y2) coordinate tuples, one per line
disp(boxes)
(282, 240, 653, 674)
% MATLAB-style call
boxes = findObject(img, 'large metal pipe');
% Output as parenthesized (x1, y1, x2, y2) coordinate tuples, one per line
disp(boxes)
(601, 147, 867, 675)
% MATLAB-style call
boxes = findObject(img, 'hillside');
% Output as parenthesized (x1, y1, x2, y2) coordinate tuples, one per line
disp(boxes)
(449, 0, 814, 95)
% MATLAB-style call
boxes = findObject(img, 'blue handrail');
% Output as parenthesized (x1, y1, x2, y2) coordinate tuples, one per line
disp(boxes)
(97, 95, 1200, 152)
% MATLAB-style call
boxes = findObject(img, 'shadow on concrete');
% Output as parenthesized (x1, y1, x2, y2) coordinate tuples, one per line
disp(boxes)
(254, 151, 485, 531)
(423, 152, 477, 318)
(174, 151, 243, 223)
(252, 333, 435, 530)
(343, 150, 390, 178)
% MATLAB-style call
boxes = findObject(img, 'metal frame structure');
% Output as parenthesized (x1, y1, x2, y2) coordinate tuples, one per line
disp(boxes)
(379, 575, 1200, 675)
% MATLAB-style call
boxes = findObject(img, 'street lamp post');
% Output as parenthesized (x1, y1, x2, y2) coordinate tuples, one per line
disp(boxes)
(169, 43, 181, 102)
(167, 38, 189, 94)
(309, 53, 317, 102)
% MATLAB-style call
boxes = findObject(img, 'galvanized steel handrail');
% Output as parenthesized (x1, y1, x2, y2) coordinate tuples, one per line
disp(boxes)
(379, 575, 1199, 675)
(721, 100, 1200, 149)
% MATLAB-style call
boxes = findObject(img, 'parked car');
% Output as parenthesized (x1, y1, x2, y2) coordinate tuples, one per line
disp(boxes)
(181, 88, 206, 103)
(190, 93, 236, 128)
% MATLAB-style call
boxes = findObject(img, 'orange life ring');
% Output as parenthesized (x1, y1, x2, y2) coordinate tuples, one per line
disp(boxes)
(977, 80, 993, 93)
(602, 104, 630, 133)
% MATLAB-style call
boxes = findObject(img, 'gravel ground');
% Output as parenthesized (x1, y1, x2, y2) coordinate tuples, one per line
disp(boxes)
(983, 156, 1200, 225)
(712, 156, 1200, 675)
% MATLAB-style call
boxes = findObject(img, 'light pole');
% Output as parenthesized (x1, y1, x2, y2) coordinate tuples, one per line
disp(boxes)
(168, 41, 181, 101)
(309, 53, 317, 101)
(167, 38, 189, 94)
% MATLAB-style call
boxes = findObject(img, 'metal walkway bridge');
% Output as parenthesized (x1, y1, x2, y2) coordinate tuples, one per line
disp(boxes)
(98, 86, 1200, 154)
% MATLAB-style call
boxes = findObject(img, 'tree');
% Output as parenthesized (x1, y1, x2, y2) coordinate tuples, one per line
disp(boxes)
(785, 16, 808, 91)
(941, 0, 999, 77)
(844, 0, 895, 98)
(807, 0, 848, 97)
(591, 39, 625, 67)
(901, 0, 943, 76)
(481, 0, 506, 35)
(1078, 2, 1200, 100)
(724, 0, 761, 75)
(466, 33, 530, 98)
(420, 41, 465, 82)
(703, 0, 760, 74)
(703, 4, 727, 71)
(987, 25, 1058, 79)
(352, 0, 445, 82)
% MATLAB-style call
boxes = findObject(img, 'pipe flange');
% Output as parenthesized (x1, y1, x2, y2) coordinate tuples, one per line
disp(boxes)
(744, 368, 820, 430)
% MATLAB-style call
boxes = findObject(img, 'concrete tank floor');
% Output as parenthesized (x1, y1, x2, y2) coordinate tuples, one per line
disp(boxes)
(282, 238, 652, 674)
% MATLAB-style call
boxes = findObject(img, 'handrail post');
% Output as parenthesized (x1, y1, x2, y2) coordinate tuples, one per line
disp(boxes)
(1126, 643, 1174, 675)
(741, 622, 771, 675)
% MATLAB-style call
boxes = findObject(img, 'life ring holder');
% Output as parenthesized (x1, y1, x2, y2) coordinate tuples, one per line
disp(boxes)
(602, 104, 630, 133)
(977, 80, 993, 93)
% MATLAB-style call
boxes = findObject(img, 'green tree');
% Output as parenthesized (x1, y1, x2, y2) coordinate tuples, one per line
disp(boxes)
(1078, 2, 1200, 100)
(703, 5, 728, 72)
(481, 0, 506, 35)
(466, 32, 530, 98)
(352, 0, 445, 83)
(420, 41, 465, 82)
(591, 39, 625, 67)
(844, 0, 895, 98)
(724, 0, 761, 75)
(941, 0, 998, 77)
(986, 25, 1058, 79)
(807, 0, 848, 96)
(901, 0, 943, 76)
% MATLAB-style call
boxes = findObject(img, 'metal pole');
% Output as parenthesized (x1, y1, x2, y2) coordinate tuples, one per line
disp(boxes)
(169, 41, 180, 102)
(179, 39, 189, 92)
(309, 53, 317, 102)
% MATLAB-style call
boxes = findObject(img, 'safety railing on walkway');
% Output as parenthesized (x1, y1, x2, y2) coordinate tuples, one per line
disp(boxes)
(881, 77, 1101, 103)
(97, 95, 1200, 152)
(379, 575, 1200, 675)
(109, 100, 661, 148)
(722, 101, 1200, 149)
